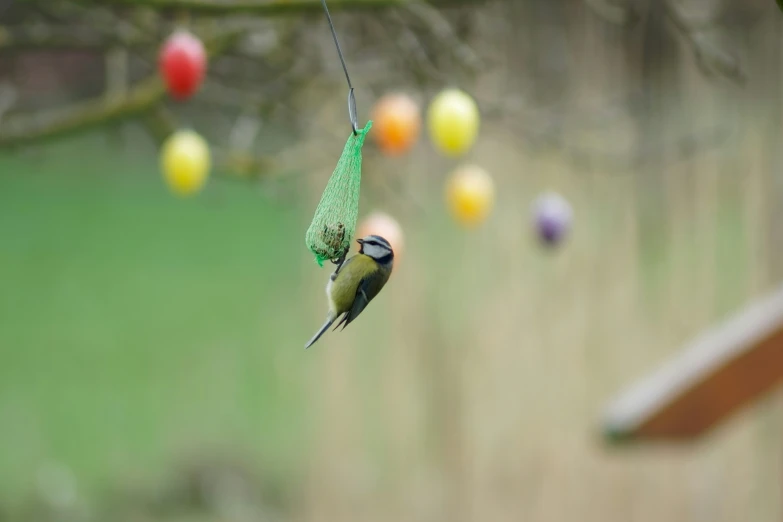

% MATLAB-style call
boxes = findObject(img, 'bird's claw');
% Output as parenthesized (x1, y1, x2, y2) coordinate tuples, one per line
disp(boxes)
(331, 252, 347, 278)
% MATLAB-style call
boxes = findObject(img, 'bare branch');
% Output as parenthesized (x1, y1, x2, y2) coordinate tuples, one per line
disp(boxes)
(142, 104, 275, 180)
(584, 0, 637, 27)
(79, 0, 482, 16)
(0, 75, 164, 148)
(0, 27, 244, 148)
(213, 148, 275, 179)
(378, 13, 441, 85)
(664, 0, 746, 85)
(140, 103, 178, 144)
(481, 92, 734, 173)
(0, 23, 152, 49)
(400, 0, 481, 72)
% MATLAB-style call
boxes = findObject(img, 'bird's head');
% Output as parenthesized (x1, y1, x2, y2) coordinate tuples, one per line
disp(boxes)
(357, 235, 394, 266)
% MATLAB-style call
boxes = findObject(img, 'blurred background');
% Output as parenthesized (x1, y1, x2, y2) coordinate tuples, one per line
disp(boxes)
(1, 0, 782, 521)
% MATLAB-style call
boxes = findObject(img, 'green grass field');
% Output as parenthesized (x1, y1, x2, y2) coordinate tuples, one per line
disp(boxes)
(0, 137, 315, 509)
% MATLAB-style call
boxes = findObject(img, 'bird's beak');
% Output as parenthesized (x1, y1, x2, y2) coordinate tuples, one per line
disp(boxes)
(357, 238, 364, 244)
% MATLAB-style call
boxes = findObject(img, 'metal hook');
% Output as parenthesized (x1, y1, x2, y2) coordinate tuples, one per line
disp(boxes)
(348, 88, 358, 135)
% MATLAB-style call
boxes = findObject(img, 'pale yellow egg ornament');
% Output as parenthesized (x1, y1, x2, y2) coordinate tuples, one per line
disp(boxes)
(427, 88, 480, 157)
(160, 129, 211, 196)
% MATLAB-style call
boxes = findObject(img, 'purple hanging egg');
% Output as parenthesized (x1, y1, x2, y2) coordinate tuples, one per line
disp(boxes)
(532, 192, 572, 246)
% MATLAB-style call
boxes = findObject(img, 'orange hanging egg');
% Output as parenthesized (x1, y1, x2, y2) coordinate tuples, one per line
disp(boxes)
(370, 93, 421, 156)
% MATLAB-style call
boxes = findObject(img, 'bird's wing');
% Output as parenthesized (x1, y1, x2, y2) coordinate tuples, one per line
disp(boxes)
(334, 272, 388, 331)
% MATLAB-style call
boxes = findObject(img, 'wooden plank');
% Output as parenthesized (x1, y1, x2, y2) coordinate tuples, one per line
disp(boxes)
(602, 284, 783, 443)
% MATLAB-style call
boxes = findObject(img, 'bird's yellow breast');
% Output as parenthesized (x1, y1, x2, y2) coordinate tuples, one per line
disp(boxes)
(328, 254, 377, 314)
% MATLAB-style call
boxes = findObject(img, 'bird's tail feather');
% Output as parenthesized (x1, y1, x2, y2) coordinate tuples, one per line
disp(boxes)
(304, 316, 334, 349)
(332, 313, 349, 332)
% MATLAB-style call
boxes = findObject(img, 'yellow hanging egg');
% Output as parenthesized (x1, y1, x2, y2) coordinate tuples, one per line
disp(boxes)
(446, 164, 494, 227)
(160, 129, 211, 196)
(427, 88, 479, 156)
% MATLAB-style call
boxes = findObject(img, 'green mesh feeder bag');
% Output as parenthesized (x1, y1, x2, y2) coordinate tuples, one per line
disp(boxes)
(305, 120, 373, 266)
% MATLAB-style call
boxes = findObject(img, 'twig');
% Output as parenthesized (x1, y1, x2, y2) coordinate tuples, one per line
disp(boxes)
(0, 24, 152, 49)
(0, 75, 164, 148)
(140, 103, 178, 143)
(212, 148, 275, 179)
(78, 0, 483, 16)
(584, 0, 636, 26)
(142, 103, 275, 180)
(381, 12, 441, 85)
(481, 91, 735, 172)
(400, 0, 481, 72)
(663, 0, 746, 85)
(0, 27, 244, 148)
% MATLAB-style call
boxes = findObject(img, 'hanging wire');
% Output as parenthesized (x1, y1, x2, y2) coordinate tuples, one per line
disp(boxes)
(320, 0, 359, 135)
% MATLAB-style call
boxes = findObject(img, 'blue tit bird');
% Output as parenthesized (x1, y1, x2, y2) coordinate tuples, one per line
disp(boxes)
(304, 234, 394, 349)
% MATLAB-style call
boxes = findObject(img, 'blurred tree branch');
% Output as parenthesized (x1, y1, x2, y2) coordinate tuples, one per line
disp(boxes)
(141, 103, 178, 144)
(0, 24, 151, 49)
(142, 103, 275, 178)
(0, 0, 486, 173)
(79, 0, 481, 16)
(0, 0, 735, 187)
(584, 0, 745, 85)
(584, 0, 637, 26)
(400, 1, 480, 71)
(0, 26, 243, 148)
(663, 0, 746, 85)
(0, 75, 164, 148)
(480, 90, 736, 173)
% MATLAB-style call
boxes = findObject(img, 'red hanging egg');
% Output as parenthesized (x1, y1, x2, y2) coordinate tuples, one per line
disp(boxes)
(159, 30, 207, 100)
